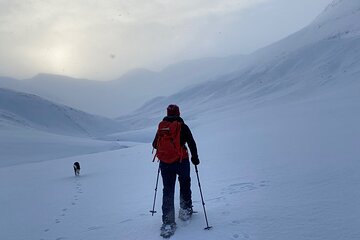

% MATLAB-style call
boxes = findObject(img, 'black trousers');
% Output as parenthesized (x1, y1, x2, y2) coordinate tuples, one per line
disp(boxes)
(160, 159, 192, 224)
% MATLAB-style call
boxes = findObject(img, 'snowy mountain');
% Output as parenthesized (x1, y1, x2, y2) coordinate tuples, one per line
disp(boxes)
(117, 0, 360, 130)
(0, 88, 123, 137)
(0, 55, 245, 117)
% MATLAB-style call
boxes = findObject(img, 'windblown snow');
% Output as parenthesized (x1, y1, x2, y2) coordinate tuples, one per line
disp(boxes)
(1, 0, 360, 239)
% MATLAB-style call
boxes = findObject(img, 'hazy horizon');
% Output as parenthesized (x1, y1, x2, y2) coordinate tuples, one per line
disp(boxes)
(0, 0, 331, 81)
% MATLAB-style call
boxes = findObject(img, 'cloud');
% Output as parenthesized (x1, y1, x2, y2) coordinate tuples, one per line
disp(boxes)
(0, 0, 329, 80)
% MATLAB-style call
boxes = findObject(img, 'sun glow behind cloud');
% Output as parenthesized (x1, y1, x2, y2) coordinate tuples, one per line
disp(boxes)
(43, 45, 72, 74)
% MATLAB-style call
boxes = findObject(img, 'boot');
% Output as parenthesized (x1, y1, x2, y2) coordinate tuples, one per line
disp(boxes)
(178, 207, 193, 221)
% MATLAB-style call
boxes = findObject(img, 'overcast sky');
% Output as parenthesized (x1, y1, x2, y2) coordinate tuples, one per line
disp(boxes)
(0, 0, 331, 81)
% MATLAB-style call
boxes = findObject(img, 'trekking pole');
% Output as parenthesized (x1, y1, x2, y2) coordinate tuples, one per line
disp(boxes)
(150, 165, 161, 216)
(195, 165, 213, 230)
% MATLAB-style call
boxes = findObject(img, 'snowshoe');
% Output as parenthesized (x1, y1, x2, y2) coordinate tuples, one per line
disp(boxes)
(178, 207, 194, 221)
(160, 223, 176, 238)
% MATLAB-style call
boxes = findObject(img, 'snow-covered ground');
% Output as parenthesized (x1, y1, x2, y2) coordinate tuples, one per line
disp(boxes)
(1, 81, 359, 240)
(0, 126, 127, 168)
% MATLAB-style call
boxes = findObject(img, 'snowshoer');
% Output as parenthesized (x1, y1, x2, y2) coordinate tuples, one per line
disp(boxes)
(152, 104, 200, 238)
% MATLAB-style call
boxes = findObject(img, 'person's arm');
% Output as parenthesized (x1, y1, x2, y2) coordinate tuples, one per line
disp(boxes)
(183, 124, 199, 165)
(152, 134, 158, 149)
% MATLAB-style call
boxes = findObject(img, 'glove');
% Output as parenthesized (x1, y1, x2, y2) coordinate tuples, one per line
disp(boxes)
(191, 156, 200, 165)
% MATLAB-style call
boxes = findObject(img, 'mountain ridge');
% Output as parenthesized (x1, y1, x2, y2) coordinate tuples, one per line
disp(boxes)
(0, 55, 246, 117)
(0, 87, 123, 137)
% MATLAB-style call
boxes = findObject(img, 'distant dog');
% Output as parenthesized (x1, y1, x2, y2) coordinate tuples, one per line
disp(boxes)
(73, 162, 80, 176)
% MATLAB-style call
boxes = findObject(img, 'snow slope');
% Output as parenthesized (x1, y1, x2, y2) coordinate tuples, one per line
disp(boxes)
(117, 0, 360, 130)
(0, 88, 123, 137)
(0, 88, 125, 167)
(0, 126, 126, 168)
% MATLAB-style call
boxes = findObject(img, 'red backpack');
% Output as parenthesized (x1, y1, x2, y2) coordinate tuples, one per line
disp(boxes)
(153, 120, 188, 163)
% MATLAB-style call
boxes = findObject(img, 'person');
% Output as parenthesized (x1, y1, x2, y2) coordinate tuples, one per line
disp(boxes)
(152, 104, 200, 237)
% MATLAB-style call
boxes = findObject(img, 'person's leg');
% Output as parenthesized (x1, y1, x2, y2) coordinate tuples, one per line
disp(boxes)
(160, 162, 177, 224)
(178, 159, 192, 210)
